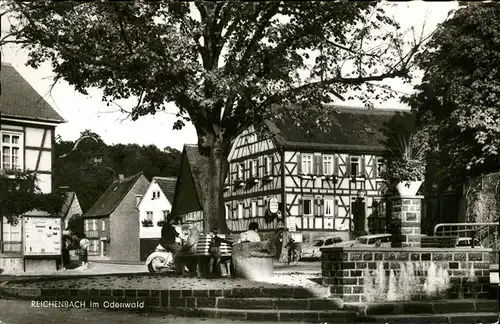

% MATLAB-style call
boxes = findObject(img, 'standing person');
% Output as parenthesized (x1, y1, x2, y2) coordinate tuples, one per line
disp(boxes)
(284, 237, 297, 265)
(237, 222, 261, 243)
(79, 235, 90, 270)
(160, 216, 183, 273)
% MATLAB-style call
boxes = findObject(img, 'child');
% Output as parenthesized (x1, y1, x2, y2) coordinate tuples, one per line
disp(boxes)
(79, 236, 90, 270)
(208, 228, 233, 277)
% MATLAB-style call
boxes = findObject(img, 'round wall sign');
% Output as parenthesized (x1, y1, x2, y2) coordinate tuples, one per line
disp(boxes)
(268, 198, 279, 214)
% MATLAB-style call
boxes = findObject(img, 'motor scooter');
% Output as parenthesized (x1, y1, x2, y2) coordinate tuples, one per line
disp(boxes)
(145, 244, 176, 273)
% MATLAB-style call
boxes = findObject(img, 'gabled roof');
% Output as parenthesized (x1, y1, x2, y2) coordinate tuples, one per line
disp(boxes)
(84, 172, 144, 218)
(153, 176, 177, 203)
(60, 191, 76, 219)
(184, 145, 210, 209)
(267, 105, 415, 152)
(0, 63, 66, 123)
(170, 144, 208, 216)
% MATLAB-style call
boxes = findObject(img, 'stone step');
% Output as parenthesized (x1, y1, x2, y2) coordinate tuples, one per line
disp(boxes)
(359, 312, 499, 324)
(343, 299, 499, 315)
(215, 297, 342, 310)
(171, 307, 358, 322)
(167, 307, 499, 323)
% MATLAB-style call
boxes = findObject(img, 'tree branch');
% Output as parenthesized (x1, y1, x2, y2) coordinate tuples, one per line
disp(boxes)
(58, 136, 99, 158)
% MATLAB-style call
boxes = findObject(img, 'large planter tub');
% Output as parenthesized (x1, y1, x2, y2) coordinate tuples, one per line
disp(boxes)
(232, 242, 275, 280)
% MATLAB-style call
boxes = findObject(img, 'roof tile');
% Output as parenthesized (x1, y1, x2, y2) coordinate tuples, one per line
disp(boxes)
(1, 63, 65, 123)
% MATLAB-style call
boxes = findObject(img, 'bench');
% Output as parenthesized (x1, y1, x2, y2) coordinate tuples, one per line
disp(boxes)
(178, 233, 233, 276)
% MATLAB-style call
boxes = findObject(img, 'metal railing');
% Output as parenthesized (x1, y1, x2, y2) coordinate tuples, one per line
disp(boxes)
(433, 222, 499, 253)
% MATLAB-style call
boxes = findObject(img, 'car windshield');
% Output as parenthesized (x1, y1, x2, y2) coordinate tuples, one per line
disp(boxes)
(356, 238, 368, 244)
(312, 240, 324, 247)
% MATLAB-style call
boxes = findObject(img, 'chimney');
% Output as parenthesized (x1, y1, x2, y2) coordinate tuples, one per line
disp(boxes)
(118, 174, 125, 181)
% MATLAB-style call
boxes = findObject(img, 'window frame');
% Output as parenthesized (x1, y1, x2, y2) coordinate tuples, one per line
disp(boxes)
(324, 198, 335, 216)
(1, 131, 24, 171)
(251, 200, 258, 217)
(1, 218, 21, 253)
(350, 156, 360, 177)
(322, 155, 334, 175)
(237, 203, 244, 219)
(302, 198, 313, 216)
(237, 163, 245, 180)
(301, 154, 313, 174)
(376, 157, 385, 177)
(146, 211, 153, 221)
(252, 158, 259, 178)
(101, 219, 106, 231)
(225, 204, 230, 220)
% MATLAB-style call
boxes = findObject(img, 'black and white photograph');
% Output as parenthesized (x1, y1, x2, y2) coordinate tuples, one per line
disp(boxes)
(0, 1, 499, 323)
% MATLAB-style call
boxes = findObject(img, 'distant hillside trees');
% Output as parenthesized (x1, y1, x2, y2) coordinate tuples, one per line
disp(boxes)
(54, 130, 182, 212)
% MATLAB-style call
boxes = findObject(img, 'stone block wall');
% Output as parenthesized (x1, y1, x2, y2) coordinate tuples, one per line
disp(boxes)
(321, 247, 492, 303)
(390, 197, 422, 247)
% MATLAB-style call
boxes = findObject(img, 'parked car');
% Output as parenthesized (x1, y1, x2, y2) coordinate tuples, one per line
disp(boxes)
(455, 237, 483, 248)
(351, 234, 392, 247)
(301, 236, 343, 260)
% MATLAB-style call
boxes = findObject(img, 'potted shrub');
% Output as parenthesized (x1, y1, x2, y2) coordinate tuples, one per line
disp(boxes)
(383, 132, 428, 196)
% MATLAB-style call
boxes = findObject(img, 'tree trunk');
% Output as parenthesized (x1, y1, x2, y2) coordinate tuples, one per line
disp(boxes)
(198, 130, 231, 234)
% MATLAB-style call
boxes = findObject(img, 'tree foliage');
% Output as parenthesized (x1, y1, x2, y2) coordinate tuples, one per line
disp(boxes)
(0, 169, 66, 225)
(406, 2, 500, 190)
(54, 130, 181, 212)
(4, 1, 429, 232)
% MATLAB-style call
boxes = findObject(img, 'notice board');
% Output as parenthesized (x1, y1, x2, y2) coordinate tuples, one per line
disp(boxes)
(24, 217, 62, 256)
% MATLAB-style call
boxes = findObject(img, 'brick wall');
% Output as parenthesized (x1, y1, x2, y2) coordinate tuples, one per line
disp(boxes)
(390, 197, 422, 247)
(321, 247, 492, 303)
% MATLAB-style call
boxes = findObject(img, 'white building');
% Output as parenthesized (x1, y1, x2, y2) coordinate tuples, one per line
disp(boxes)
(137, 176, 177, 260)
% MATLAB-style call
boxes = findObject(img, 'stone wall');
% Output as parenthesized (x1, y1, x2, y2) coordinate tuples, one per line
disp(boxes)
(321, 247, 492, 303)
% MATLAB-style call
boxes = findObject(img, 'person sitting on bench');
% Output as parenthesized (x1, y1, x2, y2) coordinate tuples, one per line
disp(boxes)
(208, 228, 233, 277)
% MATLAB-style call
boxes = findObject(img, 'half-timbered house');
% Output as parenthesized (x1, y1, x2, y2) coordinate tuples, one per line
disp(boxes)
(224, 106, 414, 243)
(0, 63, 66, 272)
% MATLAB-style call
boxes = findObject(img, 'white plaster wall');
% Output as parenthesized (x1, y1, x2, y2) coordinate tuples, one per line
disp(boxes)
(138, 181, 172, 239)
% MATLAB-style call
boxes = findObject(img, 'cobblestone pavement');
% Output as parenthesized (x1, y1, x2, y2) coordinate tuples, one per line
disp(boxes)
(0, 299, 310, 324)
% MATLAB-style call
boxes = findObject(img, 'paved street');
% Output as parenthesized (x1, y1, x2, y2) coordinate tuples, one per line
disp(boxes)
(0, 299, 309, 324)
(0, 260, 321, 280)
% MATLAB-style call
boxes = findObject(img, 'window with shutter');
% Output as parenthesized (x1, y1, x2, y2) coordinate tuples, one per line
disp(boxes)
(377, 157, 385, 177)
(360, 157, 366, 177)
(302, 154, 313, 174)
(373, 157, 378, 178)
(323, 155, 333, 175)
(269, 155, 274, 175)
(346, 156, 352, 176)
(334, 199, 339, 217)
(334, 156, 339, 176)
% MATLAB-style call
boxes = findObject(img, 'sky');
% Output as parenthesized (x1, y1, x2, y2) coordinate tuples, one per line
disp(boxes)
(1, 2, 459, 151)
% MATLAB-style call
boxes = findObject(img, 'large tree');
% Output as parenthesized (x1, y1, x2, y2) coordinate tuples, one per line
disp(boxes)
(3, 1, 428, 232)
(406, 2, 500, 190)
